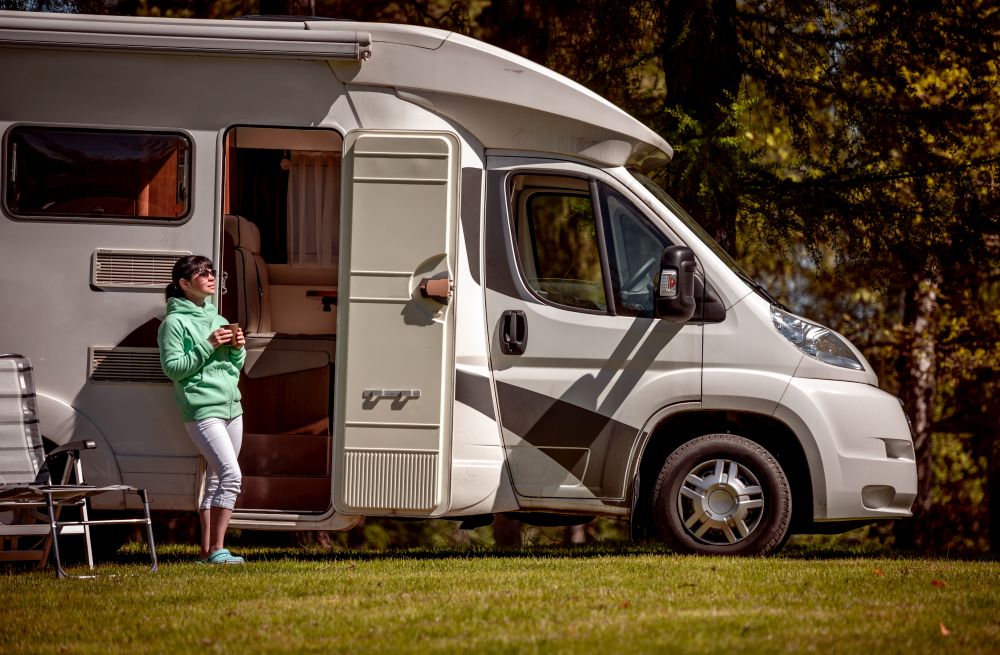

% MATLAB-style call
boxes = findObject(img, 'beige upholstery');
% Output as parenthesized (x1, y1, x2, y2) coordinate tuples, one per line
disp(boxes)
(223, 214, 272, 333)
(221, 214, 335, 378)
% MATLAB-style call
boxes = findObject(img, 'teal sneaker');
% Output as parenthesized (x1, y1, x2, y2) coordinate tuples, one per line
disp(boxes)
(206, 548, 245, 564)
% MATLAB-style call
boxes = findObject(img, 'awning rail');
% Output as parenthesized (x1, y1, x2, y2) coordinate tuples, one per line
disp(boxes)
(0, 14, 372, 60)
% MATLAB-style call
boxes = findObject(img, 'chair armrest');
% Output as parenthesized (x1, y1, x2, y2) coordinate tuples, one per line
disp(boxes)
(47, 440, 97, 459)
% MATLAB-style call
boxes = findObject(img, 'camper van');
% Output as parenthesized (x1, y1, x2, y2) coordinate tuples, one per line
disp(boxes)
(0, 10, 916, 555)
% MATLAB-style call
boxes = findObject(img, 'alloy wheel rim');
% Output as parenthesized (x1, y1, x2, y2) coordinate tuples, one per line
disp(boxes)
(677, 458, 765, 545)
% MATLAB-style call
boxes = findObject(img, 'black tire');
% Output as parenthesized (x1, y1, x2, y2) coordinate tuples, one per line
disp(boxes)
(652, 433, 792, 556)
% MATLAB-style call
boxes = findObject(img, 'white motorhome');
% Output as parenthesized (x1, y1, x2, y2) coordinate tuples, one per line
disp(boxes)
(0, 11, 917, 555)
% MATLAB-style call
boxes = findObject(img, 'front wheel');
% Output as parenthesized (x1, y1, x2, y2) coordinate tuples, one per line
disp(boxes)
(652, 434, 792, 556)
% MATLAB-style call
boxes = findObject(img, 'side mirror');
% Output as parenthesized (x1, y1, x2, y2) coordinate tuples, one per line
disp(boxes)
(655, 245, 697, 322)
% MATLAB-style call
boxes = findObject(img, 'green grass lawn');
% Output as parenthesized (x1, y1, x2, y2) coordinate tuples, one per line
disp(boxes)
(2, 541, 999, 654)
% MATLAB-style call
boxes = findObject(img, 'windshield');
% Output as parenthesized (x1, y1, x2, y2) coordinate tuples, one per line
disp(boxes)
(629, 171, 786, 308)
(629, 171, 745, 274)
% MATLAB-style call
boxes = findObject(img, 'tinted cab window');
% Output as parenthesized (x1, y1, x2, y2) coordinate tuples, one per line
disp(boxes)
(514, 181, 607, 312)
(511, 174, 669, 318)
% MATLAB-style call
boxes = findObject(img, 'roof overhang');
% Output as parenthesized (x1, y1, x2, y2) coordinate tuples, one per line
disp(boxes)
(0, 11, 673, 170)
(321, 26, 673, 170)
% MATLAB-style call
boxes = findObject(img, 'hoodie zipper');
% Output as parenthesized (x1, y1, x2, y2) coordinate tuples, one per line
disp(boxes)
(221, 323, 236, 418)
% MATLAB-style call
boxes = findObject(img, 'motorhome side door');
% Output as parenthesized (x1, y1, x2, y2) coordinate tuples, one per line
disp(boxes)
(333, 131, 460, 516)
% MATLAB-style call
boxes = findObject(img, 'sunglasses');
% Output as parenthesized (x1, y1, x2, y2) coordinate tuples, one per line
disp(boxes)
(192, 268, 217, 279)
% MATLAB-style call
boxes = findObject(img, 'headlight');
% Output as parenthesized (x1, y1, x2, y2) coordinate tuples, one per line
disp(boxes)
(771, 307, 864, 370)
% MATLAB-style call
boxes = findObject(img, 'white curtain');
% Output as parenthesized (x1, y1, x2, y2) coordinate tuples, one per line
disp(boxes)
(287, 151, 340, 267)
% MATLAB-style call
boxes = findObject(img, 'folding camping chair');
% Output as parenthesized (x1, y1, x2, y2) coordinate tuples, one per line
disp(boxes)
(0, 354, 157, 577)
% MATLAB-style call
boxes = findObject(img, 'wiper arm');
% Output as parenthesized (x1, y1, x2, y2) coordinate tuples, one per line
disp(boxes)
(736, 270, 787, 311)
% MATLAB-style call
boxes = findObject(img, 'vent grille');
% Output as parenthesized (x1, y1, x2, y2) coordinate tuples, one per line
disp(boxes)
(343, 449, 438, 511)
(89, 347, 169, 384)
(92, 250, 189, 290)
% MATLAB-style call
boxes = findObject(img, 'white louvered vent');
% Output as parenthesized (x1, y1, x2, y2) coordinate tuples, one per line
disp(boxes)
(343, 449, 438, 511)
(89, 347, 169, 384)
(92, 250, 190, 290)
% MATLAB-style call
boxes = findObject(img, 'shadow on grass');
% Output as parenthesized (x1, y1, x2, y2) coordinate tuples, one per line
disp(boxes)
(106, 538, 997, 567)
(34, 517, 993, 569)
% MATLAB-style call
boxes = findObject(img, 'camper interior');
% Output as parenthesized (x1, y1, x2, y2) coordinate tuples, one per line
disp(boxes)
(221, 126, 343, 514)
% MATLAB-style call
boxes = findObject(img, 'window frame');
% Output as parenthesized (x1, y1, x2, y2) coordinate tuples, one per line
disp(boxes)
(597, 181, 674, 318)
(507, 172, 615, 316)
(2, 123, 195, 225)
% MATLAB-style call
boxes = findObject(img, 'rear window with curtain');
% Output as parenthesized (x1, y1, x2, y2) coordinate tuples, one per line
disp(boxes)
(4, 126, 191, 221)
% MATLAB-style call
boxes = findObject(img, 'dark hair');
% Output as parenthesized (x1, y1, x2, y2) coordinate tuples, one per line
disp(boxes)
(165, 255, 214, 301)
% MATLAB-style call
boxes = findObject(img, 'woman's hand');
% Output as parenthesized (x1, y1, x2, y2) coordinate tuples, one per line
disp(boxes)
(233, 327, 246, 350)
(208, 327, 233, 349)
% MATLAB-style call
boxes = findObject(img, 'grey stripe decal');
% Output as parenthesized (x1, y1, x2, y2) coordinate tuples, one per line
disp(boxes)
(495, 380, 637, 448)
(460, 167, 482, 285)
(454, 369, 495, 420)
(495, 380, 638, 497)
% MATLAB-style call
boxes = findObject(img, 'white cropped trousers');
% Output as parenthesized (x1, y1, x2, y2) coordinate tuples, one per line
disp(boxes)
(184, 415, 243, 511)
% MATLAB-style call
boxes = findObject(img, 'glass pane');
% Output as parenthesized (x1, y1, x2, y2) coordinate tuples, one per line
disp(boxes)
(517, 190, 607, 312)
(6, 127, 190, 220)
(602, 187, 668, 317)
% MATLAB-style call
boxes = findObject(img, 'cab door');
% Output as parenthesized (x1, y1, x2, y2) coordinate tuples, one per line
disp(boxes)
(484, 158, 703, 501)
(333, 131, 459, 516)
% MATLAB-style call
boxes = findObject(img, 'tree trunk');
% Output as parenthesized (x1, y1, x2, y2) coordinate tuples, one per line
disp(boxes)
(657, 0, 742, 251)
(564, 524, 587, 545)
(491, 514, 523, 547)
(897, 276, 940, 550)
(988, 435, 1000, 557)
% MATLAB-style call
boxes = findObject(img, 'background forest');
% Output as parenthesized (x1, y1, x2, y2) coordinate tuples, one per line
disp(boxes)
(3, 0, 998, 554)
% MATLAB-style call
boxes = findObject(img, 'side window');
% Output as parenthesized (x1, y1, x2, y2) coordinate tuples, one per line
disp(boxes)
(513, 177, 607, 312)
(4, 126, 191, 221)
(600, 185, 670, 317)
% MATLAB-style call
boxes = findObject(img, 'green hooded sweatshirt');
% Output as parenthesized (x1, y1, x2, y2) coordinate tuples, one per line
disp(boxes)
(157, 297, 245, 422)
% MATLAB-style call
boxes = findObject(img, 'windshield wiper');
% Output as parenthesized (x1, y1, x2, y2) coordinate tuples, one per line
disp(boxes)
(736, 269, 787, 311)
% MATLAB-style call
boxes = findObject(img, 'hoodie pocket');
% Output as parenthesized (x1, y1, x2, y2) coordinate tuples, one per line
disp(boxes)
(182, 371, 203, 390)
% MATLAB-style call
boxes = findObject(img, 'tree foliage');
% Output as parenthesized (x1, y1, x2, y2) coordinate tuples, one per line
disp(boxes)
(9, 0, 999, 551)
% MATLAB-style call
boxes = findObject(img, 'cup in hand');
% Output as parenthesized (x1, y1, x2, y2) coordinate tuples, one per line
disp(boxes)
(224, 323, 240, 346)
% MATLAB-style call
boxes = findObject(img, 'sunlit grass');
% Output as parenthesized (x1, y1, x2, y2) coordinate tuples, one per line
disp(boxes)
(2, 542, 998, 654)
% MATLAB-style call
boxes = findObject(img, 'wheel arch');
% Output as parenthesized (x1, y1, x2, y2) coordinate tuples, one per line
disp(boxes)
(36, 393, 125, 491)
(630, 407, 821, 539)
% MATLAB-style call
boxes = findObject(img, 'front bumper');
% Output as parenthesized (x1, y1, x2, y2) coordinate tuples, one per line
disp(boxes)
(774, 378, 918, 521)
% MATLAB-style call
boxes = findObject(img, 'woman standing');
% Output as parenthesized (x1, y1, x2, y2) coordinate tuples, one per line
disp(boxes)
(158, 255, 247, 564)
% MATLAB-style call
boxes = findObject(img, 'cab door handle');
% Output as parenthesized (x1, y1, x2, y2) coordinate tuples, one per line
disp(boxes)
(500, 310, 528, 355)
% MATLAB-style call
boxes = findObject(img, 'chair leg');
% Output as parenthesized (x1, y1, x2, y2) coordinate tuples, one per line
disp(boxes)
(141, 489, 158, 573)
(71, 457, 95, 570)
(78, 499, 95, 570)
(32, 488, 157, 578)
(38, 506, 59, 570)
(44, 493, 68, 579)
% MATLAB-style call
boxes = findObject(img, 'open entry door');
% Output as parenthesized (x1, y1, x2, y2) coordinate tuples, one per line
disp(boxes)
(333, 131, 459, 516)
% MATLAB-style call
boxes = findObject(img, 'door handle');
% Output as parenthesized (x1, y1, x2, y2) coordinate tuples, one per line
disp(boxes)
(419, 275, 451, 304)
(500, 310, 528, 355)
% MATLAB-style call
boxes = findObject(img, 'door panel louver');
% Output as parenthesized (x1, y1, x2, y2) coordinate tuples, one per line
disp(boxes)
(89, 347, 169, 384)
(342, 449, 438, 511)
(92, 250, 190, 290)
